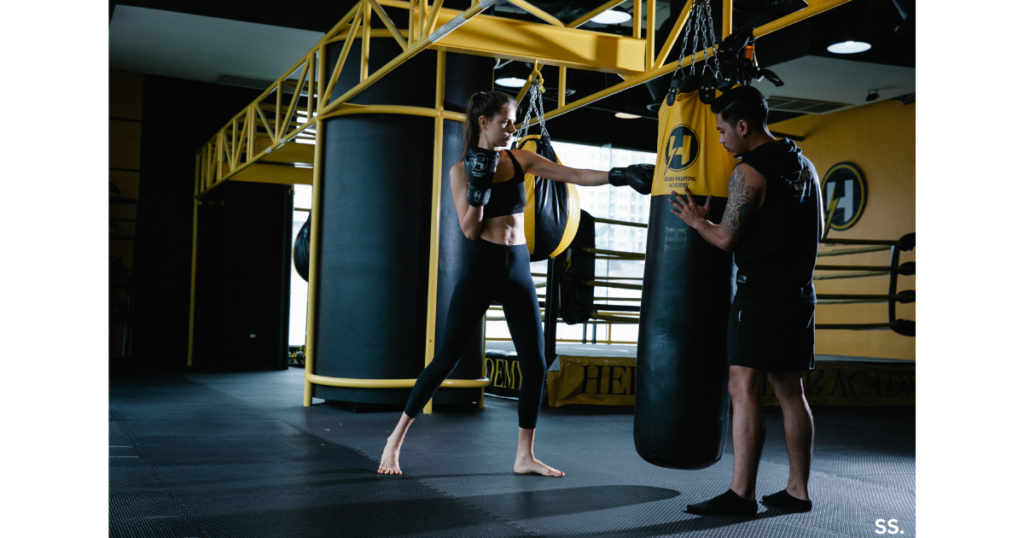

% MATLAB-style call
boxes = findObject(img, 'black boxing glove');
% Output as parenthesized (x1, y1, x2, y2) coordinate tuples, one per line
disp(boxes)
(464, 146, 500, 207)
(608, 164, 654, 195)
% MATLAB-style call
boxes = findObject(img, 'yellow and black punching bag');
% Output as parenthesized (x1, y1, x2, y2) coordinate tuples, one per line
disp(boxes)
(516, 134, 581, 262)
(634, 88, 739, 469)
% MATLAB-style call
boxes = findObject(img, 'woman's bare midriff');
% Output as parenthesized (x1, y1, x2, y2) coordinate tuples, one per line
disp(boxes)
(479, 213, 526, 246)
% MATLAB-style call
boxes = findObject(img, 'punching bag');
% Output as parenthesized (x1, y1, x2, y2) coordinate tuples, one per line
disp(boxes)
(634, 87, 739, 469)
(516, 134, 580, 261)
(556, 210, 595, 325)
(293, 213, 311, 282)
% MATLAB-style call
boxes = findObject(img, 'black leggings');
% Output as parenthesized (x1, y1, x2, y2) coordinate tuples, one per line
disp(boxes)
(404, 240, 546, 429)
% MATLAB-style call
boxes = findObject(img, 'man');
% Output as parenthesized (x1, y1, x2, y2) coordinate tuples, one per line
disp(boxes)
(669, 85, 823, 516)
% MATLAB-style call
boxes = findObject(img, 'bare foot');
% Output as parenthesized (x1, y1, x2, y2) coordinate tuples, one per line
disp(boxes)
(378, 438, 402, 475)
(514, 457, 565, 477)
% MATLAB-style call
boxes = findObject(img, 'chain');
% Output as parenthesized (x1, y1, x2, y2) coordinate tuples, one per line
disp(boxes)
(675, 0, 697, 77)
(672, 0, 720, 79)
(701, 0, 721, 76)
(689, 1, 702, 75)
(514, 78, 548, 146)
(698, 1, 713, 75)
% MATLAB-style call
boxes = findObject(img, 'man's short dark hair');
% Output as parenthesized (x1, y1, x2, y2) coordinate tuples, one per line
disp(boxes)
(711, 85, 769, 128)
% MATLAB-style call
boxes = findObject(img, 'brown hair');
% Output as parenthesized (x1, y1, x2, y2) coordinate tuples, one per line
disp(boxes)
(463, 91, 517, 157)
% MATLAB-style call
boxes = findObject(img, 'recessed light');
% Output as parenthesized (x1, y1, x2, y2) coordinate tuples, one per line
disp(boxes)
(827, 40, 871, 54)
(615, 112, 641, 119)
(495, 76, 527, 88)
(591, 10, 631, 25)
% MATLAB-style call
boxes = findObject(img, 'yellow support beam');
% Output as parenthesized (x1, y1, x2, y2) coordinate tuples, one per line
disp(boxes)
(568, 0, 627, 28)
(324, 10, 364, 106)
(558, 66, 566, 108)
(251, 140, 316, 164)
(754, 0, 852, 38)
(369, 0, 408, 50)
(423, 49, 447, 416)
(410, 0, 419, 42)
(303, 118, 324, 407)
(361, 1, 371, 81)
(654, 0, 691, 69)
(199, 0, 651, 192)
(527, 0, 855, 127)
(646, 0, 655, 69)
(424, 0, 445, 35)
(507, 0, 564, 27)
(513, 64, 543, 107)
(723, 0, 732, 40)
(319, 1, 499, 119)
(430, 9, 646, 75)
(228, 163, 313, 186)
(633, 0, 640, 38)
(419, 0, 428, 37)
(306, 373, 490, 389)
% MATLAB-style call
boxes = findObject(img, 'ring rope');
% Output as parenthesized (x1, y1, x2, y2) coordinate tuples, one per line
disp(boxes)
(593, 217, 649, 229)
(583, 280, 643, 290)
(813, 271, 889, 281)
(817, 245, 892, 257)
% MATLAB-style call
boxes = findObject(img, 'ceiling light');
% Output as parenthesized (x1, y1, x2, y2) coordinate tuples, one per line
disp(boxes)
(591, 9, 631, 25)
(495, 62, 531, 88)
(496, 76, 527, 88)
(827, 40, 871, 54)
(865, 89, 879, 102)
(615, 112, 641, 119)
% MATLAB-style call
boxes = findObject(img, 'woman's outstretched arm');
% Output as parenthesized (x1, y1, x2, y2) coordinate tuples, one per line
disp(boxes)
(510, 150, 610, 186)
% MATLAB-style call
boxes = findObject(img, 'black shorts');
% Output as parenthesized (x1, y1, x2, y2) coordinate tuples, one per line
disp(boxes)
(727, 295, 815, 372)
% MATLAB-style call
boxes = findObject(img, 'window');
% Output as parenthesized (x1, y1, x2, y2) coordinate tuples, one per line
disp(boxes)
(289, 185, 313, 346)
(486, 141, 656, 346)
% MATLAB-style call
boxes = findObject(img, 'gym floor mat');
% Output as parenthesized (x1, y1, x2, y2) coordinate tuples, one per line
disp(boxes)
(109, 368, 915, 537)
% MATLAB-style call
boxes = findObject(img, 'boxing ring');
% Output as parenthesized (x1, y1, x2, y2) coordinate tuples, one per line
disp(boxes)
(483, 214, 915, 407)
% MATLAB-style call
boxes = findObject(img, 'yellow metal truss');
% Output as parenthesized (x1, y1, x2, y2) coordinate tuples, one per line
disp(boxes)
(188, 0, 857, 405)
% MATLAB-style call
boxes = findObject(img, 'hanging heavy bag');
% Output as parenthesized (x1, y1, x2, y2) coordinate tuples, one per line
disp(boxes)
(634, 1, 741, 470)
(514, 79, 581, 261)
(293, 213, 311, 282)
(556, 210, 595, 325)
(516, 134, 581, 261)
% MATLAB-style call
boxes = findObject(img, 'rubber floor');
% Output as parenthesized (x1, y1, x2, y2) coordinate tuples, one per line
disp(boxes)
(109, 368, 915, 537)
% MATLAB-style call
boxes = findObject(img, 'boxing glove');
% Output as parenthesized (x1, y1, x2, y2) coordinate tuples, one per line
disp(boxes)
(609, 164, 654, 195)
(465, 146, 500, 207)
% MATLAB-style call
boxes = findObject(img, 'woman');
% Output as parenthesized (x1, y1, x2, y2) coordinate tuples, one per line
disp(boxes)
(378, 91, 653, 476)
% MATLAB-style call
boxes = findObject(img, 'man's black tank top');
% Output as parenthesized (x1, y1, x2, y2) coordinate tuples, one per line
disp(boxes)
(733, 138, 822, 302)
(483, 150, 526, 219)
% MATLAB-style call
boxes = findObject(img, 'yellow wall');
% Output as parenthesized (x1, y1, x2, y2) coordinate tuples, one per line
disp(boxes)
(770, 99, 916, 360)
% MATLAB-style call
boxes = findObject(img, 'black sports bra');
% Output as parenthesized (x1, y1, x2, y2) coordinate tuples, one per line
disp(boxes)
(483, 150, 526, 219)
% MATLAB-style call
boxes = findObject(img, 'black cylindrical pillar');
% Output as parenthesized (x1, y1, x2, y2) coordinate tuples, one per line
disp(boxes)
(313, 37, 493, 405)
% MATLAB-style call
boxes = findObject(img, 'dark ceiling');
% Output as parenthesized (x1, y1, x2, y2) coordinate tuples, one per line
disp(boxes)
(111, 0, 915, 152)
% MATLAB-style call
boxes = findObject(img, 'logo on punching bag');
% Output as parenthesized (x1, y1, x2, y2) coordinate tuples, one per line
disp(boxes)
(821, 162, 867, 231)
(664, 124, 700, 172)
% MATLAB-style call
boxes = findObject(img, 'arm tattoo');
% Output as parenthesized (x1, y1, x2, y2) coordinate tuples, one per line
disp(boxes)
(720, 165, 757, 238)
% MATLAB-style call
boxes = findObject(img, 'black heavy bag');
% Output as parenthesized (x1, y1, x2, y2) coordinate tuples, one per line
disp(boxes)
(516, 134, 580, 261)
(556, 210, 595, 325)
(293, 213, 311, 282)
(633, 85, 739, 469)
